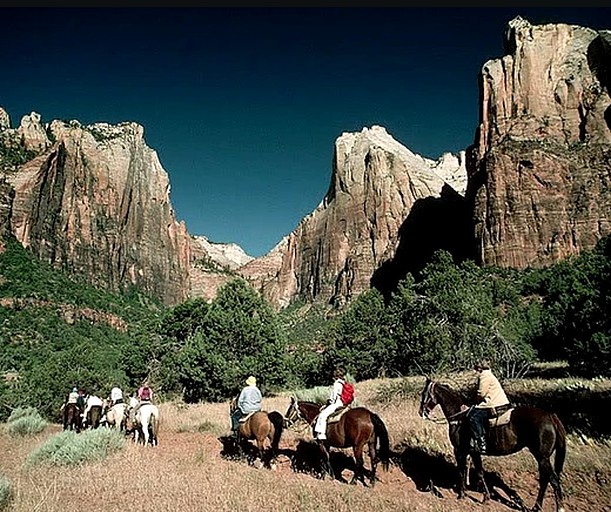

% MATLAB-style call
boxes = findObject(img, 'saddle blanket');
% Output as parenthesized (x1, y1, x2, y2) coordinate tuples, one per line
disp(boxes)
(238, 411, 258, 423)
(327, 406, 350, 424)
(489, 407, 513, 427)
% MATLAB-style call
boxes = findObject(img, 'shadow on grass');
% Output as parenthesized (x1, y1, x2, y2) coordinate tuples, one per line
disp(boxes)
(395, 445, 527, 510)
(286, 440, 357, 483)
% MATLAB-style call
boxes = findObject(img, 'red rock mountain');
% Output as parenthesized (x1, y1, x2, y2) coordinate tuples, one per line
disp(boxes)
(1, 16, 610, 309)
(469, 17, 611, 268)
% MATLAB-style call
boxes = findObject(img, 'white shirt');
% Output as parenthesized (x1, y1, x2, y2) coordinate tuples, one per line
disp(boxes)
(86, 395, 103, 407)
(110, 387, 123, 402)
(329, 378, 344, 405)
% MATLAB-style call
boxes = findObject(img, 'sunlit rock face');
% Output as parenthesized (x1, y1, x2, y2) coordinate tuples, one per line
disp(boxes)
(469, 17, 611, 269)
(242, 126, 468, 308)
(0, 110, 191, 305)
(187, 235, 254, 302)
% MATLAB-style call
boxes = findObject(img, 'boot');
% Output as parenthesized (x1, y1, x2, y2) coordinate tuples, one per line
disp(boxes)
(475, 436, 487, 454)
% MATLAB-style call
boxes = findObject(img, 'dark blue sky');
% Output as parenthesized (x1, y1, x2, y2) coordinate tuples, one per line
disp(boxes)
(3, 8, 610, 257)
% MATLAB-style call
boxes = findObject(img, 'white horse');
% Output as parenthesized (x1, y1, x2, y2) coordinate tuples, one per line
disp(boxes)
(105, 402, 126, 431)
(134, 403, 160, 447)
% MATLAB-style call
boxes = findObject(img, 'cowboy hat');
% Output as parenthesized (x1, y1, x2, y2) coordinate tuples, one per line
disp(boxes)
(245, 376, 257, 386)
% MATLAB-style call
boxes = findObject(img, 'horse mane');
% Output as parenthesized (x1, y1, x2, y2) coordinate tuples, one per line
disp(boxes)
(435, 381, 468, 406)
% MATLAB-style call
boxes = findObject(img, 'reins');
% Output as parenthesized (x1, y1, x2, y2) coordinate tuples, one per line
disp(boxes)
(286, 400, 315, 434)
(423, 382, 470, 425)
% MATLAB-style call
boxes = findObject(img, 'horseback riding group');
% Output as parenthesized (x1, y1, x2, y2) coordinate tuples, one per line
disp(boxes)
(60, 381, 160, 446)
(59, 359, 566, 511)
(231, 362, 566, 512)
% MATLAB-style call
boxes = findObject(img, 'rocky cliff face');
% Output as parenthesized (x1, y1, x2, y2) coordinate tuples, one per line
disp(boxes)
(0, 110, 191, 305)
(2, 17, 607, 311)
(188, 235, 253, 301)
(241, 126, 468, 308)
(469, 17, 611, 268)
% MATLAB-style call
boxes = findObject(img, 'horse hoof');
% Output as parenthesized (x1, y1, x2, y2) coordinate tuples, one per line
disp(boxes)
(270, 463, 277, 471)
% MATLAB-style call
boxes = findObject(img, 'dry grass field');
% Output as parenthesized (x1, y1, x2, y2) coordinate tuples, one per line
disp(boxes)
(1, 373, 610, 512)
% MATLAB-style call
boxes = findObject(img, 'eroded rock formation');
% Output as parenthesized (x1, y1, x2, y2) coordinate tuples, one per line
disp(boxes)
(0, 110, 191, 305)
(469, 17, 611, 268)
(241, 126, 468, 307)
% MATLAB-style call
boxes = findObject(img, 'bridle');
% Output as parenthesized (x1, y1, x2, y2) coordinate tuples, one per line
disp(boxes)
(284, 399, 311, 434)
(421, 380, 469, 425)
(421, 381, 440, 419)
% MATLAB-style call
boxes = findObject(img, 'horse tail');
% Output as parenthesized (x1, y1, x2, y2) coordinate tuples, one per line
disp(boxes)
(152, 406, 160, 443)
(370, 412, 390, 471)
(268, 411, 284, 451)
(551, 412, 567, 476)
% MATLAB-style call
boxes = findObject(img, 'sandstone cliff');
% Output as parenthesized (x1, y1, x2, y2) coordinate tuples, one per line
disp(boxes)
(188, 235, 253, 302)
(240, 126, 468, 308)
(469, 17, 611, 268)
(0, 110, 191, 305)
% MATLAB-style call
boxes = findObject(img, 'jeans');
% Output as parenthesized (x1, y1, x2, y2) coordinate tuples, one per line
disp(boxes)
(231, 409, 244, 431)
(468, 407, 488, 438)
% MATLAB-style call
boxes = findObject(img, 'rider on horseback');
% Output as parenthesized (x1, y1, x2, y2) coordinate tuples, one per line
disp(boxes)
(133, 381, 153, 416)
(314, 367, 349, 441)
(467, 359, 510, 454)
(231, 375, 262, 436)
(60, 387, 79, 414)
(110, 385, 124, 405)
(82, 392, 104, 426)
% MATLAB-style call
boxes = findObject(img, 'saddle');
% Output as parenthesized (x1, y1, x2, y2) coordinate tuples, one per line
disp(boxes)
(487, 404, 514, 428)
(238, 411, 257, 423)
(327, 406, 350, 424)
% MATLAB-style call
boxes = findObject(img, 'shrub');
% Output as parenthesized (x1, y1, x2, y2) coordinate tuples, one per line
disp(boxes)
(0, 476, 11, 510)
(6, 408, 48, 436)
(27, 428, 125, 466)
(7, 406, 39, 423)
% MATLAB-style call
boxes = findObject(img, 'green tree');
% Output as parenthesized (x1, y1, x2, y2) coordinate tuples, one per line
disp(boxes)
(171, 279, 289, 401)
(324, 289, 393, 380)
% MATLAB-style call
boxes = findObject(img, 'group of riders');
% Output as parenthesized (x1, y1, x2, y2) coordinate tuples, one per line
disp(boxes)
(61, 382, 154, 432)
(231, 361, 509, 454)
(62, 359, 508, 452)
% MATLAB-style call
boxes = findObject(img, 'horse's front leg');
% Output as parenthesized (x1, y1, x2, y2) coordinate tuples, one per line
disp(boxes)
(317, 441, 334, 480)
(455, 449, 469, 499)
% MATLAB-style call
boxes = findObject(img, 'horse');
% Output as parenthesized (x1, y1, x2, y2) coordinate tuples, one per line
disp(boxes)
(229, 397, 284, 469)
(284, 397, 390, 486)
(104, 402, 126, 432)
(127, 402, 160, 446)
(62, 403, 81, 432)
(419, 377, 566, 512)
(85, 405, 103, 429)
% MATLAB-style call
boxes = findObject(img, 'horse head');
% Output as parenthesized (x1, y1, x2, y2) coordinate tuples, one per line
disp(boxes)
(284, 396, 303, 427)
(418, 378, 438, 419)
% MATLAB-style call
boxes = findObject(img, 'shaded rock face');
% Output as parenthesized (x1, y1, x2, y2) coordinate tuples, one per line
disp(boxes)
(242, 126, 467, 308)
(470, 17, 611, 268)
(0, 112, 191, 305)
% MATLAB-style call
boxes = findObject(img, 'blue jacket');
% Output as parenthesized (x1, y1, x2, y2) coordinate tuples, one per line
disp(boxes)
(238, 385, 262, 413)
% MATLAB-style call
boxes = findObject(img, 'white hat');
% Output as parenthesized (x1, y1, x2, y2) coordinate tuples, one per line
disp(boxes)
(246, 376, 257, 386)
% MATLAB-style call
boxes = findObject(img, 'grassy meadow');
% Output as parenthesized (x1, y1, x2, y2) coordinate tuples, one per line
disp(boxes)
(1, 370, 610, 512)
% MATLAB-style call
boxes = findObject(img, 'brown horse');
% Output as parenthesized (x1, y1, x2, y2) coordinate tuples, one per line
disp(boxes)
(85, 405, 103, 429)
(62, 403, 81, 432)
(229, 398, 284, 468)
(284, 397, 390, 486)
(419, 377, 566, 512)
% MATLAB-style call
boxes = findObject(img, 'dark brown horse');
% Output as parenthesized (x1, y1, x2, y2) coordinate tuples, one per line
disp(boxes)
(229, 398, 284, 468)
(419, 377, 566, 512)
(284, 397, 390, 486)
(85, 405, 103, 429)
(62, 403, 81, 432)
